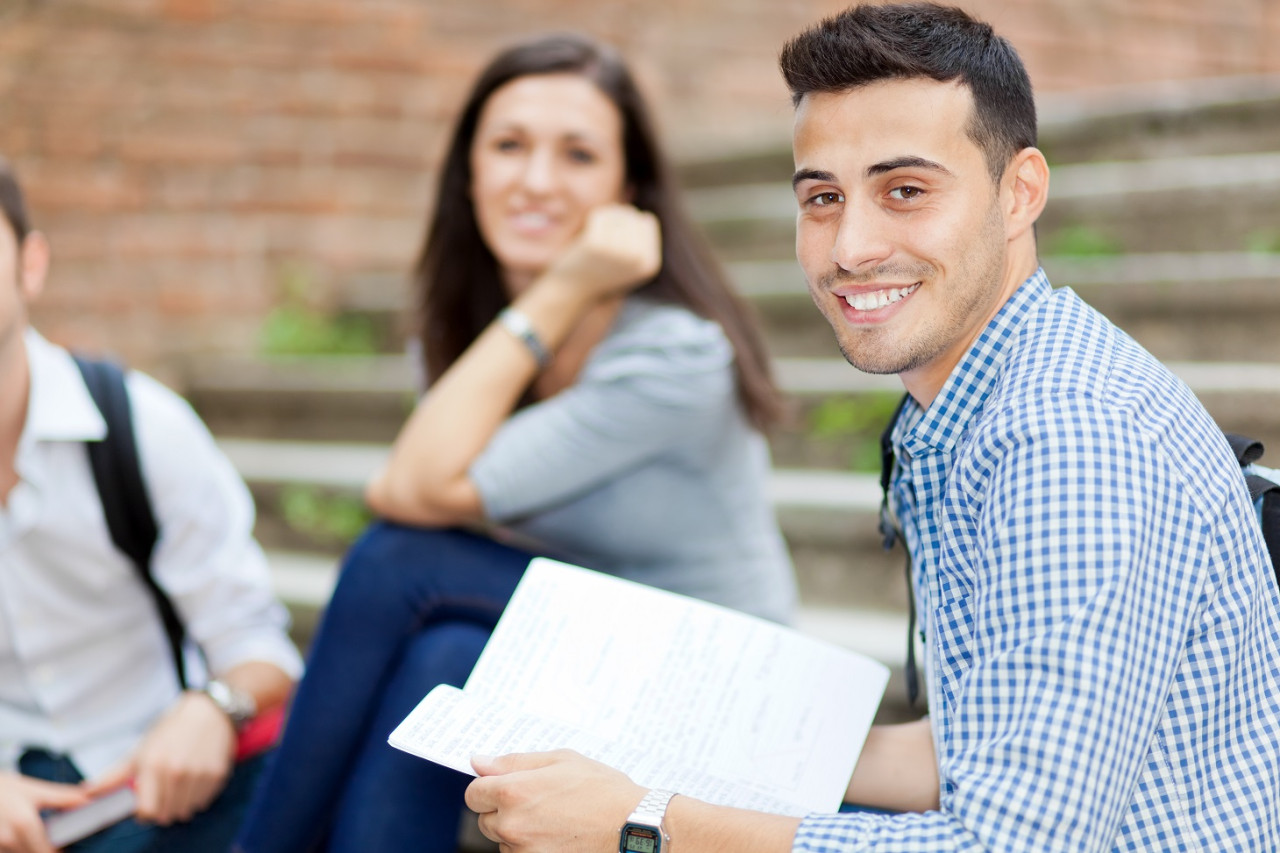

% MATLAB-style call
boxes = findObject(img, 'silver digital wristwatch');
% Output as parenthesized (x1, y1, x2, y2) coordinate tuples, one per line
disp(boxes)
(619, 789, 677, 853)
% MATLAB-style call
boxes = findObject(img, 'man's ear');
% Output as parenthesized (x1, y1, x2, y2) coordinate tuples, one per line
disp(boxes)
(1002, 148, 1049, 242)
(18, 230, 49, 304)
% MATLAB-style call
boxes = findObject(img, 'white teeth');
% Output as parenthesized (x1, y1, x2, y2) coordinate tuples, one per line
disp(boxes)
(512, 212, 552, 229)
(843, 283, 919, 311)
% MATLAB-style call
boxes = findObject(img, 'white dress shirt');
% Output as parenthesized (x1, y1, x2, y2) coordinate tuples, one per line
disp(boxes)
(0, 329, 303, 778)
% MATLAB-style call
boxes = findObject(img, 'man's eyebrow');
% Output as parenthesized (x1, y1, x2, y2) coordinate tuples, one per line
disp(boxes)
(866, 156, 953, 177)
(791, 168, 836, 190)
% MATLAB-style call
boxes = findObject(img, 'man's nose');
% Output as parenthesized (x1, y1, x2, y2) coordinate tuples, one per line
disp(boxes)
(831, 199, 893, 273)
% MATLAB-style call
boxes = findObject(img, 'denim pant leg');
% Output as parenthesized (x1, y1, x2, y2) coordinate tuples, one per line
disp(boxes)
(838, 802, 898, 815)
(326, 620, 492, 853)
(234, 523, 534, 853)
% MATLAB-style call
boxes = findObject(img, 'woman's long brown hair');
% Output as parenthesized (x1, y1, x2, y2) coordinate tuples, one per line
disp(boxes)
(413, 33, 782, 430)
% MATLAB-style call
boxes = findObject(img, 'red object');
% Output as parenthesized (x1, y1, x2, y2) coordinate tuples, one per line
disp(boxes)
(235, 705, 285, 762)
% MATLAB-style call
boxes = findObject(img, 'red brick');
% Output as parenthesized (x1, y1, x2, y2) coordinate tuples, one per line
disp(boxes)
(116, 132, 244, 167)
(161, 0, 222, 22)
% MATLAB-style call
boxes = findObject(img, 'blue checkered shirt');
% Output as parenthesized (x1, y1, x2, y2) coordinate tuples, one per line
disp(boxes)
(795, 270, 1280, 851)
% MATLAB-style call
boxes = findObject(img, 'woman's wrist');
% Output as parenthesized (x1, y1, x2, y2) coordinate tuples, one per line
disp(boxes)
(506, 270, 604, 350)
(526, 265, 603, 310)
(497, 307, 552, 370)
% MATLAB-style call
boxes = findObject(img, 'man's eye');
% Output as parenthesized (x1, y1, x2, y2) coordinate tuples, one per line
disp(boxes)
(888, 186, 923, 200)
(809, 192, 844, 207)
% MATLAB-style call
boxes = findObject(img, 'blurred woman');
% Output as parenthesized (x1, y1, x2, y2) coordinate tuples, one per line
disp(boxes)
(234, 32, 795, 853)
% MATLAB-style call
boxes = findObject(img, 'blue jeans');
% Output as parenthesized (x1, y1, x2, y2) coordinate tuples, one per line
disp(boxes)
(20, 747, 269, 853)
(235, 523, 537, 853)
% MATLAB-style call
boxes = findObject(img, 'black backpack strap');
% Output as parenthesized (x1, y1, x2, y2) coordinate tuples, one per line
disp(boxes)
(1224, 432, 1280, 587)
(1245, 474, 1280, 585)
(72, 355, 189, 689)
(1225, 433, 1265, 468)
(879, 393, 920, 705)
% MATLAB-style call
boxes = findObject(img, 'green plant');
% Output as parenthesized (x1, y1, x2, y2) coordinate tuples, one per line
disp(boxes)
(1245, 229, 1280, 254)
(278, 485, 373, 546)
(1042, 223, 1123, 257)
(259, 262, 379, 356)
(808, 391, 903, 472)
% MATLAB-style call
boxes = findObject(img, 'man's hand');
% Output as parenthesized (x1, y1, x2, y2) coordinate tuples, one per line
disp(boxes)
(83, 690, 236, 826)
(541, 204, 663, 301)
(466, 750, 647, 853)
(0, 772, 90, 853)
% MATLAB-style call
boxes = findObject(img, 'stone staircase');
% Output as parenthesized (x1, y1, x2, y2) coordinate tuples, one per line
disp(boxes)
(182, 76, 1280, 729)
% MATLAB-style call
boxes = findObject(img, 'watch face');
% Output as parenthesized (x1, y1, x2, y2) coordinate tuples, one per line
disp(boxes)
(620, 824, 660, 853)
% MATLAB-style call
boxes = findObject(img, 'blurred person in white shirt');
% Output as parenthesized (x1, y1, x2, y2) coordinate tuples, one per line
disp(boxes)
(0, 155, 302, 853)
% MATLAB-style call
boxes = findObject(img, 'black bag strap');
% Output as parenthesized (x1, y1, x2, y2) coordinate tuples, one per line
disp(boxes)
(1225, 433, 1266, 468)
(878, 393, 919, 705)
(72, 355, 189, 689)
(1245, 473, 1280, 585)
(1225, 432, 1280, 583)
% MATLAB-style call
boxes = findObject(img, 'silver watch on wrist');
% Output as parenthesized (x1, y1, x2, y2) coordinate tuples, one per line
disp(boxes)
(619, 789, 677, 853)
(202, 679, 257, 729)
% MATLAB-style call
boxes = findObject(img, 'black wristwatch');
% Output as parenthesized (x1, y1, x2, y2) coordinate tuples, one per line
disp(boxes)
(619, 789, 677, 853)
(202, 679, 257, 729)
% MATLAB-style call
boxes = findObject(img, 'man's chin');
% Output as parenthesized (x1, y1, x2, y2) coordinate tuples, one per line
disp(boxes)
(839, 343, 915, 376)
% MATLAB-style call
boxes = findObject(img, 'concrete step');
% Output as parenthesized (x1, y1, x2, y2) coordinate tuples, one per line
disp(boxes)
(1034, 75, 1280, 166)
(187, 355, 416, 444)
(1041, 151, 1280, 254)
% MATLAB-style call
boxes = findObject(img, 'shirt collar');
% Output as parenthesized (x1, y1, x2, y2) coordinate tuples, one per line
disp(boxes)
(895, 267, 1051, 458)
(23, 328, 107, 444)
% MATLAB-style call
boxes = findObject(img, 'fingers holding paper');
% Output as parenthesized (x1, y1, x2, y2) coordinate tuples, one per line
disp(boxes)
(467, 750, 647, 853)
(0, 773, 90, 853)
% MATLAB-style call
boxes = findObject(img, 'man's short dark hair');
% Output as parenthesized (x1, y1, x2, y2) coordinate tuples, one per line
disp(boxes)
(779, 2, 1036, 181)
(0, 156, 30, 244)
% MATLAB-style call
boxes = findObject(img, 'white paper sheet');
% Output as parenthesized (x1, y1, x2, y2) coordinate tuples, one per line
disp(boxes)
(389, 559, 889, 816)
(43, 786, 136, 848)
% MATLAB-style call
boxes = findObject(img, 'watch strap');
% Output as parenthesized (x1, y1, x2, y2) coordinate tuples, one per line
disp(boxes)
(203, 679, 257, 729)
(497, 307, 552, 370)
(627, 789, 677, 824)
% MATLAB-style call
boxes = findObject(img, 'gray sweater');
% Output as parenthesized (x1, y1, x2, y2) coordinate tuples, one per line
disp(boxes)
(470, 298, 796, 624)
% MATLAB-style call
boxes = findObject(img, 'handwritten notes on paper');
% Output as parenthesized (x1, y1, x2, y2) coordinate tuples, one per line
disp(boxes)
(389, 559, 889, 816)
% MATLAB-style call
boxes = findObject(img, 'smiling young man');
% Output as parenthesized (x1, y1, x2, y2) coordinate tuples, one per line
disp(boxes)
(462, 5, 1280, 851)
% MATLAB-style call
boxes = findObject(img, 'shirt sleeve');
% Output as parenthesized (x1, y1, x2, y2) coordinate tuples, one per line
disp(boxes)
(470, 307, 736, 523)
(793, 398, 1216, 851)
(127, 371, 304, 681)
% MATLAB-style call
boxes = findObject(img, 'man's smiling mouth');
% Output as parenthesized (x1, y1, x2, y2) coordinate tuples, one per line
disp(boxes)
(843, 283, 920, 311)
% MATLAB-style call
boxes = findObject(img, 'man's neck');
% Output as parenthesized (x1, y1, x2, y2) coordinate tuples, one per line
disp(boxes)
(0, 329, 32, 504)
(901, 249, 1041, 409)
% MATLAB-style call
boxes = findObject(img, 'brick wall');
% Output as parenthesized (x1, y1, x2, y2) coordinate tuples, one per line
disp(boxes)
(3, 0, 1278, 375)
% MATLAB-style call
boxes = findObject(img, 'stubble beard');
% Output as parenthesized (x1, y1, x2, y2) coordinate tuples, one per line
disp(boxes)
(824, 205, 1007, 377)
(819, 260, 940, 376)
